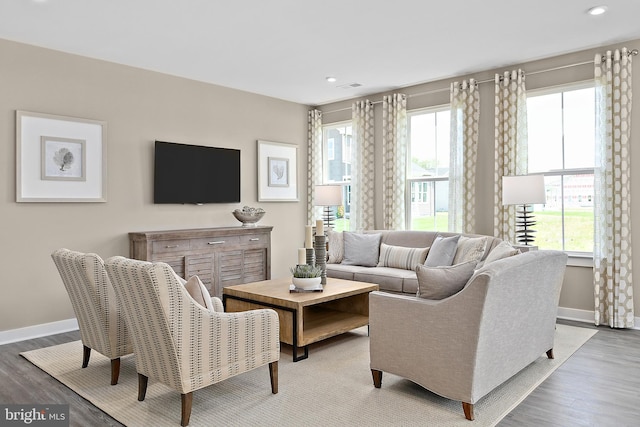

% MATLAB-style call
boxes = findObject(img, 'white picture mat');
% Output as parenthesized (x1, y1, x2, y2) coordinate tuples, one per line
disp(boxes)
(17, 111, 107, 202)
(258, 140, 298, 201)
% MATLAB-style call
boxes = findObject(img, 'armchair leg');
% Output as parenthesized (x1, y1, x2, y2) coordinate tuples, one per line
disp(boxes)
(137, 374, 148, 401)
(82, 345, 91, 368)
(110, 358, 121, 385)
(462, 402, 474, 420)
(269, 361, 278, 394)
(546, 349, 554, 359)
(371, 369, 383, 388)
(181, 392, 193, 427)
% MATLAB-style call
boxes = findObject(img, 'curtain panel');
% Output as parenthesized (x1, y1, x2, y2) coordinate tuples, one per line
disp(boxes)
(493, 69, 528, 243)
(594, 48, 634, 328)
(382, 93, 407, 230)
(449, 79, 480, 234)
(307, 109, 324, 225)
(351, 100, 375, 231)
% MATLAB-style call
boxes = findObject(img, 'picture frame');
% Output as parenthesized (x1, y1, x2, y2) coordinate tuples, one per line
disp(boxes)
(16, 111, 107, 202)
(257, 140, 298, 202)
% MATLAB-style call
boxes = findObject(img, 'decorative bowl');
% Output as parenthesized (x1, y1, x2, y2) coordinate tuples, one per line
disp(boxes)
(232, 207, 265, 227)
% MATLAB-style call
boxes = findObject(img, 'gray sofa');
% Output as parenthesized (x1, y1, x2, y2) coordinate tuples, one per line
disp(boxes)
(368, 250, 568, 420)
(326, 230, 503, 295)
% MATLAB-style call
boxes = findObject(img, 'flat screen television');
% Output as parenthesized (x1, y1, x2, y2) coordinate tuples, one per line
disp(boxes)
(154, 140, 240, 204)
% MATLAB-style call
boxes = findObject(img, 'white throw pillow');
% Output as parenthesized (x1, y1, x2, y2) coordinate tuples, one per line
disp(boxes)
(377, 243, 429, 270)
(184, 275, 214, 311)
(416, 260, 478, 300)
(424, 235, 460, 267)
(327, 230, 344, 264)
(342, 232, 382, 267)
(483, 241, 520, 265)
(453, 236, 488, 264)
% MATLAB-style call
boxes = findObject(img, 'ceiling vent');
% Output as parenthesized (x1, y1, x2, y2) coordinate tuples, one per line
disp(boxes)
(337, 82, 362, 89)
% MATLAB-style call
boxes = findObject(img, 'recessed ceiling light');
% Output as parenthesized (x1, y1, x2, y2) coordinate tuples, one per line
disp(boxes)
(588, 5, 608, 15)
(326, 76, 337, 83)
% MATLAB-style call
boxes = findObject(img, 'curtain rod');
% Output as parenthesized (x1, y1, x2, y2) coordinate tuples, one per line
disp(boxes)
(320, 49, 638, 115)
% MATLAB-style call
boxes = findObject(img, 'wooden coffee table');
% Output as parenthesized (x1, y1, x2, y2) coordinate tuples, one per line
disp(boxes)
(223, 277, 378, 361)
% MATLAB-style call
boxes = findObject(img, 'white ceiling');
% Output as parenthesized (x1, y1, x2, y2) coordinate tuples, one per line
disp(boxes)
(2, 0, 640, 106)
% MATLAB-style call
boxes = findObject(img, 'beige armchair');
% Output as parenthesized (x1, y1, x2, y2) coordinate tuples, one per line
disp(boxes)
(369, 250, 567, 420)
(51, 248, 133, 385)
(104, 256, 280, 426)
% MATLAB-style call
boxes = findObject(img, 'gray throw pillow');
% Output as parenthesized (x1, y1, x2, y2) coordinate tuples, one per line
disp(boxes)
(424, 235, 460, 267)
(416, 260, 478, 300)
(483, 241, 520, 265)
(341, 232, 382, 267)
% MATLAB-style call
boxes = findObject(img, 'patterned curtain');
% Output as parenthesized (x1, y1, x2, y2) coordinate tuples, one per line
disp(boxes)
(307, 109, 323, 225)
(449, 79, 480, 233)
(594, 48, 634, 328)
(493, 70, 528, 243)
(382, 94, 407, 230)
(351, 100, 375, 231)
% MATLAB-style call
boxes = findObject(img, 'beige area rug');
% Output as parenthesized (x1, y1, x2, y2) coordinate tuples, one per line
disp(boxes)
(22, 324, 596, 427)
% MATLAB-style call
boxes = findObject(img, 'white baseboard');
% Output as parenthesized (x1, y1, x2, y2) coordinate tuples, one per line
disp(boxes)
(557, 307, 640, 330)
(0, 318, 78, 346)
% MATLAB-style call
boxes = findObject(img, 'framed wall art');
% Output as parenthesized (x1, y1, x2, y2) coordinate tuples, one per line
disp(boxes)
(257, 140, 298, 202)
(16, 111, 107, 202)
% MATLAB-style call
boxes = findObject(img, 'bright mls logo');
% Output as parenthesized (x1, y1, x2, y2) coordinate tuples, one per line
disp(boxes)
(0, 405, 68, 426)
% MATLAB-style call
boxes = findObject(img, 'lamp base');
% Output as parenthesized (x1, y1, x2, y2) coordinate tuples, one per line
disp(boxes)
(322, 206, 336, 229)
(515, 204, 537, 246)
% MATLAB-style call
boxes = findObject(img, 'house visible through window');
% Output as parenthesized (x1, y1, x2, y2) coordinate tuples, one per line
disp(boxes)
(322, 122, 352, 231)
(406, 106, 451, 231)
(526, 82, 595, 254)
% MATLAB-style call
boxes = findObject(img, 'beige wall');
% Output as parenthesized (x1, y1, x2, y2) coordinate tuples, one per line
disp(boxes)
(0, 39, 308, 331)
(319, 39, 640, 320)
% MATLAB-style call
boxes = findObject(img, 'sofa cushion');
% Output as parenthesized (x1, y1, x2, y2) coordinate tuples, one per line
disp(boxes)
(354, 267, 414, 293)
(482, 241, 520, 265)
(342, 232, 382, 267)
(377, 243, 429, 270)
(325, 264, 370, 281)
(453, 236, 488, 264)
(416, 260, 477, 300)
(327, 230, 344, 264)
(424, 235, 460, 267)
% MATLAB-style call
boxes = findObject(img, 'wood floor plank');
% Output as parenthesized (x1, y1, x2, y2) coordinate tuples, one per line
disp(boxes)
(1, 320, 639, 426)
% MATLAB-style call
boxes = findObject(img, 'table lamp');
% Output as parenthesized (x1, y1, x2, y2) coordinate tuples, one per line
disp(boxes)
(315, 185, 342, 229)
(502, 175, 546, 245)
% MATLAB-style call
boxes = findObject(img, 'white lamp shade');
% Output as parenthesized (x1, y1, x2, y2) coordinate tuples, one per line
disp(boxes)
(315, 185, 342, 206)
(502, 175, 546, 205)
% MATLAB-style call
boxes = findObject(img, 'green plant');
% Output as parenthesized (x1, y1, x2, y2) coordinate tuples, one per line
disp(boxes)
(336, 205, 345, 219)
(290, 264, 323, 278)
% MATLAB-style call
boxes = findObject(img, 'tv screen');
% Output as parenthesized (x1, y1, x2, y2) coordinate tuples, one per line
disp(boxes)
(154, 141, 240, 204)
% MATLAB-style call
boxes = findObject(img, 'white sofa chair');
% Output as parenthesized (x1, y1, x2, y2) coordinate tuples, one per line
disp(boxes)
(369, 250, 568, 420)
(51, 248, 133, 385)
(105, 256, 280, 426)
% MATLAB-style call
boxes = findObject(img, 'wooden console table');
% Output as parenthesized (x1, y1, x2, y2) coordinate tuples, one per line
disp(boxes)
(129, 226, 272, 298)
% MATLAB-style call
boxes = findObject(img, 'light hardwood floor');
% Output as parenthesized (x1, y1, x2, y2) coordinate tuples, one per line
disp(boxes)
(1, 320, 638, 426)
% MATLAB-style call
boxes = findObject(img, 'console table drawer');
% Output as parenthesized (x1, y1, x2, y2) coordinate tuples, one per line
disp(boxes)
(191, 236, 240, 249)
(240, 234, 268, 245)
(152, 240, 190, 253)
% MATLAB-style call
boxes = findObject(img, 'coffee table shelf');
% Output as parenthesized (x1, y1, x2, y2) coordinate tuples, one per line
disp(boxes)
(223, 277, 378, 361)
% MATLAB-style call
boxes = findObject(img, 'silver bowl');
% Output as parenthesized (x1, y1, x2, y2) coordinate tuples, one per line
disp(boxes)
(232, 210, 265, 227)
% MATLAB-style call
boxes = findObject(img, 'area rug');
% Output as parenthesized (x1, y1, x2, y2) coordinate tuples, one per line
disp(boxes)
(22, 324, 596, 427)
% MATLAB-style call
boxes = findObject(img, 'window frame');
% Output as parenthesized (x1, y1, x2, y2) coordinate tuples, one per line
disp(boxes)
(526, 80, 595, 259)
(405, 104, 451, 231)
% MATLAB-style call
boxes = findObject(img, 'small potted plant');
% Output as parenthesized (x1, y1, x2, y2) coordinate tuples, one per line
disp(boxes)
(290, 264, 323, 290)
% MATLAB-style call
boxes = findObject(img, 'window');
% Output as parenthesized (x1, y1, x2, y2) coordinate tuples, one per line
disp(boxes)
(322, 122, 352, 231)
(406, 106, 451, 231)
(526, 83, 595, 254)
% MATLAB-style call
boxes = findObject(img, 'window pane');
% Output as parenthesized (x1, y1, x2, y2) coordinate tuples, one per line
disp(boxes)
(535, 176, 563, 250)
(527, 93, 563, 172)
(409, 181, 448, 231)
(563, 88, 595, 169)
(323, 124, 352, 183)
(562, 174, 594, 252)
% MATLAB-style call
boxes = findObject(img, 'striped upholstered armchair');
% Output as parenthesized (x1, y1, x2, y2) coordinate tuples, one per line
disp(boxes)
(51, 248, 133, 385)
(104, 256, 280, 427)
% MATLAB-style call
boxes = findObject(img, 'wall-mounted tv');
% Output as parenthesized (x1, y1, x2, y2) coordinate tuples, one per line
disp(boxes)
(154, 140, 240, 204)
